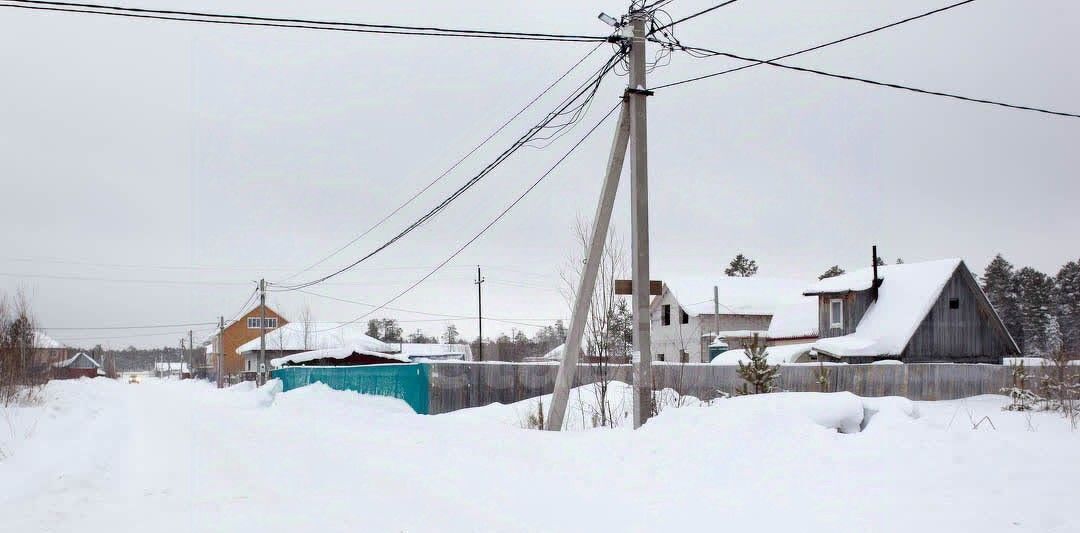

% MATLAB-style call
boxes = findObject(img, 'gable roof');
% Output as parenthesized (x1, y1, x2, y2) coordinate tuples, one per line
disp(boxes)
(53, 352, 101, 369)
(810, 258, 962, 357)
(236, 322, 392, 354)
(659, 276, 809, 317)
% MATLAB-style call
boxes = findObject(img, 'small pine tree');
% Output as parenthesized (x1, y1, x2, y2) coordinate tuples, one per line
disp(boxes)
(735, 334, 779, 395)
(818, 265, 845, 280)
(725, 253, 759, 277)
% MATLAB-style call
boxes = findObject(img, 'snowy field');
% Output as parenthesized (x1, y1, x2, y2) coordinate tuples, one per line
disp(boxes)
(1, 378, 1077, 532)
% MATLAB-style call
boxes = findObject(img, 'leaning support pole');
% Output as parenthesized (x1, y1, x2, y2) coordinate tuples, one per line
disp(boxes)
(544, 101, 631, 430)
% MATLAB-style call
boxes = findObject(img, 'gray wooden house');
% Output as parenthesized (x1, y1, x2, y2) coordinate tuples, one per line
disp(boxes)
(803, 256, 1019, 364)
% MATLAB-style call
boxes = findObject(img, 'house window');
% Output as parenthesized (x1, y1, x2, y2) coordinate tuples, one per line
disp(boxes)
(657, 353, 665, 362)
(246, 360, 252, 371)
(680, 309, 689, 324)
(247, 317, 278, 329)
(949, 298, 960, 309)
(661, 305, 671, 326)
(679, 350, 689, 363)
(829, 298, 844, 329)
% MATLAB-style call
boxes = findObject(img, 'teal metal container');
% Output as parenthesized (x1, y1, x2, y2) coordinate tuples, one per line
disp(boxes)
(271, 364, 430, 414)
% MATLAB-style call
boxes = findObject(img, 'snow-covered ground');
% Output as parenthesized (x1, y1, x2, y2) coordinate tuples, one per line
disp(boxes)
(1, 378, 1077, 532)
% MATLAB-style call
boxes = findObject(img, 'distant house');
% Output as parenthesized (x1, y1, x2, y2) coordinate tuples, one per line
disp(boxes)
(390, 343, 472, 362)
(236, 321, 392, 376)
(803, 258, 1019, 364)
(205, 304, 288, 378)
(52, 352, 102, 380)
(650, 277, 809, 363)
(31, 331, 70, 370)
(154, 361, 189, 378)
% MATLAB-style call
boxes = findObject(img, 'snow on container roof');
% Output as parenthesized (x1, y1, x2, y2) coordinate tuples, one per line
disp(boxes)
(236, 322, 392, 354)
(270, 347, 410, 368)
(810, 258, 962, 358)
(662, 276, 809, 316)
(766, 297, 819, 340)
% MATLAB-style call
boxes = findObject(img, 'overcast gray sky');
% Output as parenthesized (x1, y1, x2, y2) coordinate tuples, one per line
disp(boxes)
(1, 0, 1077, 348)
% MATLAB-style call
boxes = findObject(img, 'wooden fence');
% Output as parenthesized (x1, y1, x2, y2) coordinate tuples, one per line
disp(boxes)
(423, 362, 1042, 414)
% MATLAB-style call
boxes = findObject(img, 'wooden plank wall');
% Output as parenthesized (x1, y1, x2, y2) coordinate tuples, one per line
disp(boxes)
(424, 362, 1050, 414)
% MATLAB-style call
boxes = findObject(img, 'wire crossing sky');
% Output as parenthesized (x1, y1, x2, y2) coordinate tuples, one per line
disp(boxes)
(1, 0, 1076, 346)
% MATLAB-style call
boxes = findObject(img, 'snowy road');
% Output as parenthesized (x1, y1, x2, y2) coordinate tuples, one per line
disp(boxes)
(1, 379, 1077, 532)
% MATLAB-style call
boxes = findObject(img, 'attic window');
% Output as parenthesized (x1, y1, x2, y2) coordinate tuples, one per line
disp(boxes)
(949, 298, 960, 310)
(829, 298, 844, 329)
(680, 309, 689, 324)
(247, 317, 278, 329)
(661, 304, 671, 326)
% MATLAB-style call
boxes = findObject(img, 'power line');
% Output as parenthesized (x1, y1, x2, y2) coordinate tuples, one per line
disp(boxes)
(678, 47, 1080, 119)
(38, 321, 217, 331)
(650, 0, 740, 34)
(650, 0, 980, 90)
(269, 50, 626, 293)
(0, 0, 609, 42)
(298, 289, 561, 328)
(275, 42, 606, 284)
(312, 100, 622, 334)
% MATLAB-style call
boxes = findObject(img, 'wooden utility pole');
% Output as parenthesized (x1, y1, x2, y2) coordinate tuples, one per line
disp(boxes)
(178, 338, 185, 380)
(474, 266, 484, 361)
(216, 316, 225, 388)
(547, 8, 655, 430)
(259, 278, 267, 385)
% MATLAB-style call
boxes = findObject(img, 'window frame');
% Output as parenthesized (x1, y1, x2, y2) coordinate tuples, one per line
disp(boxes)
(247, 317, 278, 329)
(680, 309, 689, 325)
(829, 298, 844, 329)
(661, 304, 671, 326)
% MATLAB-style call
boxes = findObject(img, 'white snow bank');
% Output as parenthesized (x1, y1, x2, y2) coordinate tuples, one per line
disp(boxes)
(710, 342, 815, 365)
(269, 347, 409, 368)
(272, 382, 417, 416)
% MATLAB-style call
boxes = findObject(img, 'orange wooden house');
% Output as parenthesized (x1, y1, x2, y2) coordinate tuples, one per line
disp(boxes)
(206, 305, 288, 377)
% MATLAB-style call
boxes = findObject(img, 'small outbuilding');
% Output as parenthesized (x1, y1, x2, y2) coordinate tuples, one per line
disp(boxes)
(52, 352, 102, 380)
(803, 257, 1019, 364)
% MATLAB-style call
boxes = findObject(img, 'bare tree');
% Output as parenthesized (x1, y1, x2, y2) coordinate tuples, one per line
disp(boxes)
(299, 305, 315, 351)
(559, 216, 627, 428)
(0, 290, 39, 405)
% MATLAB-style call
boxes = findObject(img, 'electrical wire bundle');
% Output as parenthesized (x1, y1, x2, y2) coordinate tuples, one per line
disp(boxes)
(268, 48, 628, 294)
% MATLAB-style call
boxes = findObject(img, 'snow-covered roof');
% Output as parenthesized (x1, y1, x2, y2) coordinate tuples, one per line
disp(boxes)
(53, 352, 101, 369)
(810, 259, 962, 358)
(710, 342, 816, 365)
(270, 347, 410, 368)
(661, 276, 809, 316)
(767, 297, 819, 340)
(236, 322, 392, 354)
(33, 331, 66, 349)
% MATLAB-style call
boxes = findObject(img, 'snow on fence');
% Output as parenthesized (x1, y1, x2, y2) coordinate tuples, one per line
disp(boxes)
(423, 362, 1034, 414)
